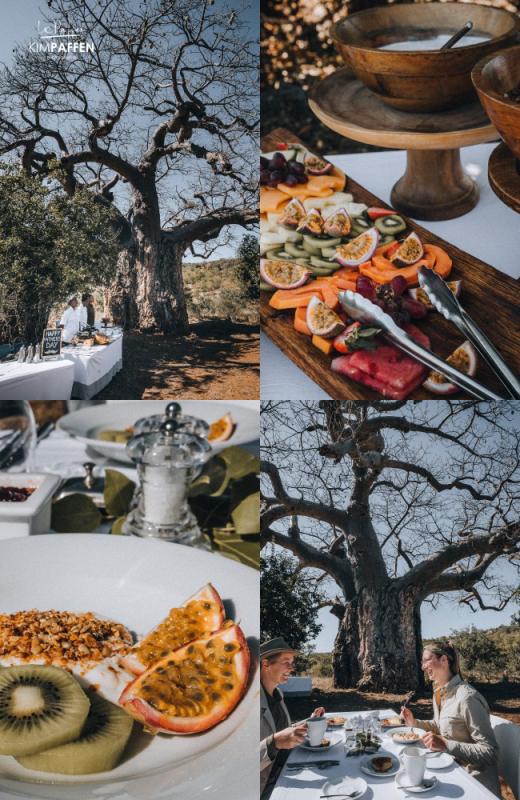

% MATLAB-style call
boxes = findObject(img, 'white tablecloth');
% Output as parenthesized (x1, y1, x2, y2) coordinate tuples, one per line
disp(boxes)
(272, 708, 498, 800)
(0, 358, 75, 400)
(261, 142, 520, 400)
(61, 330, 123, 399)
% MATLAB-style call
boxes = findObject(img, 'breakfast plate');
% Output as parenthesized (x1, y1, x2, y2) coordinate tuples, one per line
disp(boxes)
(58, 401, 260, 464)
(326, 715, 346, 728)
(380, 714, 403, 728)
(395, 771, 438, 793)
(392, 727, 422, 745)
(300, 731, 343, 751)
(360, 751, 400, 777)
(322, 776, 368, 798)
(0, 534, 258, 800)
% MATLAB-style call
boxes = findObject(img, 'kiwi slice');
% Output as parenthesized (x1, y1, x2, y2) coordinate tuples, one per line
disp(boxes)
(16, 693, 134, 775)
(0, 665, 90, 757)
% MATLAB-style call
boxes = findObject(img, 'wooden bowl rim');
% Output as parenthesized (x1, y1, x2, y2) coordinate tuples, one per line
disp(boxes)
(472, 45, 520, 113)
(330, 2, 520, 56)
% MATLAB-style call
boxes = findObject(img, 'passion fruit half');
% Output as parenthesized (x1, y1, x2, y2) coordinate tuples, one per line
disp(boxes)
(323, 208, 351, 238)
(303, 152, 333, 175)
(296, 207, 324, 236)
(119, 623, 250, 735)
(409, 281, 462, 310)
(333, 228, 379, 268)
(121, 584, 225, 676)
(260, 259, 312, 290)
(277, 197, 306, 229)
(423, 341, 477, 395)
(306, 296, 345, 339)
(390, 232, 424, 268)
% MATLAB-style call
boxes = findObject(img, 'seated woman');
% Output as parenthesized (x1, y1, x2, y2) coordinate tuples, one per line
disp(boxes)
(402, 641, 501, 798)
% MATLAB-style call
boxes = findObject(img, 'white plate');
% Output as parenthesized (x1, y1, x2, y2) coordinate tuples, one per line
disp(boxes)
(380, 716, 404, 728)
(322, 776, 368, 798)
(360, 751, 400, 777)
(326, 715, 347, 728)
(300, 731, 343, 751)
(58, 401, 260, 464)
(0, 534, 258, 800)
(395, 770, 438, 793)
(391, 727, 422, 746)
(425, 752, 454, 769)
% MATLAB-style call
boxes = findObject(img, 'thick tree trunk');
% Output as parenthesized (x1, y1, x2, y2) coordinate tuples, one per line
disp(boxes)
(105, 182, 189, 334)
(333, 585, 424, 693)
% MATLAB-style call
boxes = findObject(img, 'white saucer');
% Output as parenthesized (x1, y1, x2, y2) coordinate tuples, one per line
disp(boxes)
(391, 727, 422, 746)
(425, 752, 454, 770)
(322, 776, 368, 799)
(301, 731, 343, 751)
(395, 770, 438, 793)
(360, 751, 400, 777)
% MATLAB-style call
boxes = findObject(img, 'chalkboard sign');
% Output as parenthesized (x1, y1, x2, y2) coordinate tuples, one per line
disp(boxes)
(41, 328, 62, 359)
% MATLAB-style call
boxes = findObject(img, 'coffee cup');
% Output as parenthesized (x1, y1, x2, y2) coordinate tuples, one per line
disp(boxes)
(306, 717, 328, 747)
(399, 747, 427, 785)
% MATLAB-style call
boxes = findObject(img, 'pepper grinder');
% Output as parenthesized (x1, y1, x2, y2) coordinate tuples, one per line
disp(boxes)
(133, 402, 210, 439)
(122, 419, 211, 547)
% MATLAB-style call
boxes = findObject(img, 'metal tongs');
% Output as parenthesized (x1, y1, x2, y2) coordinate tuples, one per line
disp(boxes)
(337, 290, 503, 401)
(418, 267, 520, 399)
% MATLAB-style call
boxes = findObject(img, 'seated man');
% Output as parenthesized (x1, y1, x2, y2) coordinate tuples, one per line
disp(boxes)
(260, 638, 324, 799)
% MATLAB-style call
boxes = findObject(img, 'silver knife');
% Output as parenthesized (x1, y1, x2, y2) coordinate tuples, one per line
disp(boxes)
(418, 266, 520, 399)
(337, 290, 502, 401)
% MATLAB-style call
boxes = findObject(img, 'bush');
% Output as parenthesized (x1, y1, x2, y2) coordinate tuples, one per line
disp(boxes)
(234, 235, 258, 301)
(450, 626, 507, 681)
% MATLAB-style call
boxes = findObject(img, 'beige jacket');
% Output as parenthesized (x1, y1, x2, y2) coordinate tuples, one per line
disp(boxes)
(414, 674, 501, 797)
(260, 684, 291, 796)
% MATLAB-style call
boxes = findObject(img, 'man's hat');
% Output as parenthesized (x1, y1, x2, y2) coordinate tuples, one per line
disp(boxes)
(260, 638, 300, 659)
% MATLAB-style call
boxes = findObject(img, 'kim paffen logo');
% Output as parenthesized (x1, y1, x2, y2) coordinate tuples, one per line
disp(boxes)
(28, 20, 96, 54)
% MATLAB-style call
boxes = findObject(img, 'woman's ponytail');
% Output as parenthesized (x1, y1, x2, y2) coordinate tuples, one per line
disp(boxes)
(426, 640, 463, 680)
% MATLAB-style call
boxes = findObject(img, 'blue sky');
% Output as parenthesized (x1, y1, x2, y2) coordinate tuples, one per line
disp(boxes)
(0, 0, 259, 260)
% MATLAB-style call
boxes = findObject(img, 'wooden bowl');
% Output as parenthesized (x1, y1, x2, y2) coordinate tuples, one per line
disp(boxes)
(472, 45, 520, 161)
(330, 3, 520, 113)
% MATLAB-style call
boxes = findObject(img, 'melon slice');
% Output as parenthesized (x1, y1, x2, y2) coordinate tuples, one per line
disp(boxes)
(121, 584, 225, 676)
(119, 623, 249, 734)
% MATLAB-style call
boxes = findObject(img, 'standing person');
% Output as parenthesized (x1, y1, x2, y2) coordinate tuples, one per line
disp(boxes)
(58, 297, 80, 343)
(401, 641, 501, 797)
(86, 294, 96, 328)
(78, 293, 90, 330)
(260, 638, 325, 799)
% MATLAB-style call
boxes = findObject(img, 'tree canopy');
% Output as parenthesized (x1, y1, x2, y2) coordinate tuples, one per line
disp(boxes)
(0, 162, 120, 342)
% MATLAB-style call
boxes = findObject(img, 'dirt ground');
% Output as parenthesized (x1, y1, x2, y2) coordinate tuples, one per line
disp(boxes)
(286, 678, 519, 800)
(95, 321, 259, 399)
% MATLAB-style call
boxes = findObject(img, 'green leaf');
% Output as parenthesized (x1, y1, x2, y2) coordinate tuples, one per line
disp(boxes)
(211, 528, 260, 569)
(111, 516, 127, 535)
(51, 494, 103, 533)
(230, 474, 260, 535)
(104, 470, 136, 518)
(189, 447, 259, 499)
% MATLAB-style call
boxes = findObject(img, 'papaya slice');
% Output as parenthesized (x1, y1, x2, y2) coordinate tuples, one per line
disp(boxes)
(121, 584, 225, 676)
(269, 289, 324, 310)
(312, 334, 335, 355)
(294, 307, 313, 336)
(361, 243, 449, 287)
(260, 186, 291, 214)
(119, 623, 250, 735)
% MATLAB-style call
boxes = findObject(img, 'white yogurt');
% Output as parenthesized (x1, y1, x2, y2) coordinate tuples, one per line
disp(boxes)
(378, 34, 491, 51)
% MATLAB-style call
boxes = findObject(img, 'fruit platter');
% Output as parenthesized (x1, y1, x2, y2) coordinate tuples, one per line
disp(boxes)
(261, 128, 520, 400)
(0, 535, 258, 800)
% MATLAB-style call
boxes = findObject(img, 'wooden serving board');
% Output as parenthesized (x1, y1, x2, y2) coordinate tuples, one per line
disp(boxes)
(261, 127, 520, 401)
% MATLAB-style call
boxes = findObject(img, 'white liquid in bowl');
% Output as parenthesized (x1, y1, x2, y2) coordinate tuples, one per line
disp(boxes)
(378, 34, 492, 51)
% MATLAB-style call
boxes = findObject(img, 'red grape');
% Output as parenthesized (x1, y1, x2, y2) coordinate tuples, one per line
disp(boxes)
(287, 160, 305, 175)
(268, 153, 286, 171)
(355, 274, 377, 301)
(295, 174, 308, 184)
(283, 174, 298, 187)
(400, 297, 427, 320)
(260, 156, 269, 169)
(390, 275, 408, 297)
(260, 170, 270, 185)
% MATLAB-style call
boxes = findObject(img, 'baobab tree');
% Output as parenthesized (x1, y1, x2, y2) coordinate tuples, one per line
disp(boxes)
(0, 0, 257, 332)
(261, 401, 520, 692)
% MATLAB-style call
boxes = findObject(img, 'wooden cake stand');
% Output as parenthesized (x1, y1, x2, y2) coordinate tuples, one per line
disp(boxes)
(488, 141, 520, 214)
(309, 68, 498, 221)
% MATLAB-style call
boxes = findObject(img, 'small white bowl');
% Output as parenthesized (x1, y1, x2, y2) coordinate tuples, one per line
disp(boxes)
(0, 473, 61, 538)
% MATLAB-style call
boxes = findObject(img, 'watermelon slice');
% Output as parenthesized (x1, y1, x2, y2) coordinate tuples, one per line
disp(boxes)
(331, 324, 431, 400)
